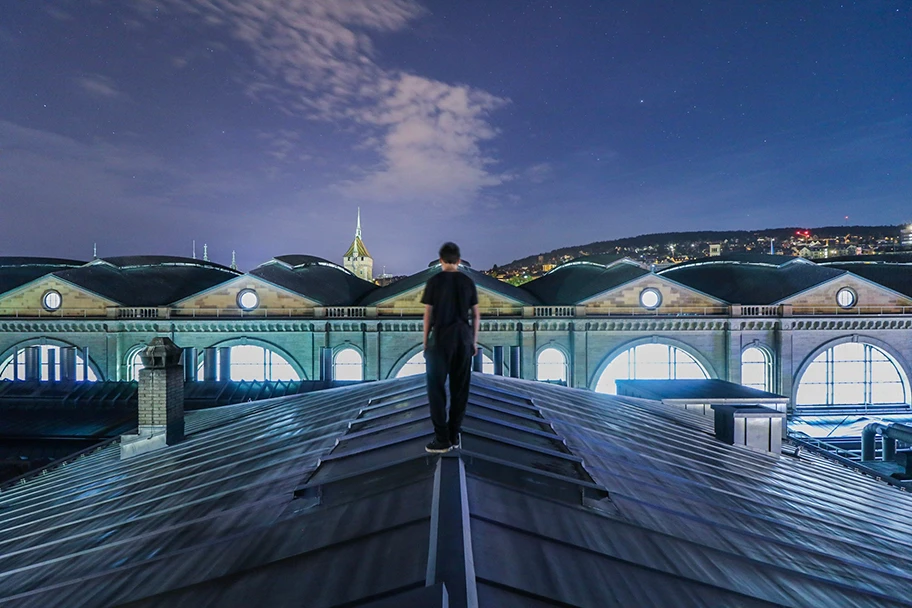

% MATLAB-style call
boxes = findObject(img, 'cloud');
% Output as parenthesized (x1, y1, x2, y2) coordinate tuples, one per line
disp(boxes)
(74, 74, 125, 100)
(136, 0, 508, 206)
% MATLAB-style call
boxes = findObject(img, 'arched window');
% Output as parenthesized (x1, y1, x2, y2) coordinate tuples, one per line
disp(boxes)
(396, 351, 427, 378)
(537, 348, 568, 383)
(796, 342, 909, 407)
(741, 347, 772, 392)
(0, 345, 98, 381)
(595, 343, 708, 394)
(128, 348, 145, 381)
(334, 348, 363, 381)
(395, 351, 493, 378)
(197, 345, 300, 381)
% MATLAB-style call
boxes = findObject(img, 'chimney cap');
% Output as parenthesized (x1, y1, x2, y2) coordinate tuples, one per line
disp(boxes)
(140, 337, 183, 369)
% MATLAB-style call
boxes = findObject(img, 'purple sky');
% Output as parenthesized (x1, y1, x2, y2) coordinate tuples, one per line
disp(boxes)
(1, 1, 910, 274)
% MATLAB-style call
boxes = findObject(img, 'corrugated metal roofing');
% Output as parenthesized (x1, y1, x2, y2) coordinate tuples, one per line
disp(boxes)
(659, 259, 845, 304)
(0, 258, 86, 298)
(358, 265, 539, 306)
(2, 375, 912, 606)
(250, 259, 377, 305)
(46, 257, 241, 306)
(521, 260, 648, 305)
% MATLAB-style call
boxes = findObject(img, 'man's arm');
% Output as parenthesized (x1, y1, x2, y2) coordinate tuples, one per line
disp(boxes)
(423, 304, 433, 351)
(471, 304, 480, 354)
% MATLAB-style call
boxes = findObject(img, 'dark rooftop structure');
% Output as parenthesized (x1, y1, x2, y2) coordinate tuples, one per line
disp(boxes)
(522, 258, 648, 305)
(250, 256, 378, 306)
(359, 264, 539, 306)
(2, 375, 911, 606)
(658, 256, 844, 305)
(45, 256, 241, 307)
(0, 257, 86, 299)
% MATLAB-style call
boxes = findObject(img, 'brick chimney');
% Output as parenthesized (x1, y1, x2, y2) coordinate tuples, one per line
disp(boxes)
(121, 337, 185, 459)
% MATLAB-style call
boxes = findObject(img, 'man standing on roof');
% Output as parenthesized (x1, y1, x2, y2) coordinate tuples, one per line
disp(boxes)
(422, 242, 480, 453)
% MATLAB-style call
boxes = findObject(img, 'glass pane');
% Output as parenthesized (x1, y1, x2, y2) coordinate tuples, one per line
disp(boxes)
(334, 348, 363, 381)
(537, 348, 567, 382)
(397, 352, 426, 377)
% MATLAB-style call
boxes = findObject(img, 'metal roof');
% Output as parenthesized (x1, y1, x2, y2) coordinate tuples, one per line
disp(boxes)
(358, 265, 539, 306)
(0, 257, 86, 298)
(659, 259, 845, 304)
(2, 375, 912, 606)
(521, 260, 649, 305)
(250, 259, 377, 306)
(615, 379, 788, 403)
(42, 257, 241, 306)
(817, 262, 912, 298)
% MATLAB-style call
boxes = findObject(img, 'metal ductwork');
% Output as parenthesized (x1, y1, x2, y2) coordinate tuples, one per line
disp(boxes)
(493, 346, 504, 376)
(861, 422, 912, 462)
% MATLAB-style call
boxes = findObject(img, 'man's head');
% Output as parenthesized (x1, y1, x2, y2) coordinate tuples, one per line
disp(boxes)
(439, 242, 461, 266)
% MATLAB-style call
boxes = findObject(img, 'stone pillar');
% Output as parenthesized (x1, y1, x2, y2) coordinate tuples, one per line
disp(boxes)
(24, 346, 41, 381)
(183, 347, 197, 382)
(365, 326, 380, 381)
(521, 322, 536, 381)
(472, 350, 484, 373)
(60, 347, 78, 382)
(493, 346, 505, 376)
(11, 349, 19, 381)
(571, 323, 588, 389)
(218, 346, 231, 382)
(203, 348, 218, 381)
(510, 346, 521, 378)
(320, 347, 333, 382)
(47, 348, 57, 382)
(121, 337, 185, 459)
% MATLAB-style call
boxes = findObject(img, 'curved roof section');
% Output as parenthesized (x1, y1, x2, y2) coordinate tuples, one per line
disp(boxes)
(48, 257, 241, 306)
(273, 254, 336, 268)
(359, 265, 538, 306)
(0, 257, 86, 297)
(663, 253, 802, 270)
(428, 259, 472, 267)
(818, 261, 912, 298)
(521, 260, 649, 305)
(250, 259, 377, 306)
(659, 258, 845, 304)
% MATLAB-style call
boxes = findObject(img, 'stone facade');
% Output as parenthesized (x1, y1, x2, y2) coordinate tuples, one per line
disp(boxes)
(4, 314, 912, 410)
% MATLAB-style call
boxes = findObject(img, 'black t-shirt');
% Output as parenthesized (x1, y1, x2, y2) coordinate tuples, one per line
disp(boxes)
(421, 270, 478, 333)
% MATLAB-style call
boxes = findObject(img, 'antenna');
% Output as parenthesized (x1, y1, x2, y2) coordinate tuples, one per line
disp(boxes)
(192, 240, 196, 260)
(231, 250, 238, 271)
(203, 244, 209, 262)
(93, 242, 97, 259)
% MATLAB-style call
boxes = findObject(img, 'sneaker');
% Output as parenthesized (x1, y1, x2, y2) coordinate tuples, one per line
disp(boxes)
(449, 432, 461, 449)
(425, 438, 452, 454)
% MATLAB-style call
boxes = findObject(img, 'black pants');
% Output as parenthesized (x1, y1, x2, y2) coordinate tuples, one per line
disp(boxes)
(425, 330, 473, 443)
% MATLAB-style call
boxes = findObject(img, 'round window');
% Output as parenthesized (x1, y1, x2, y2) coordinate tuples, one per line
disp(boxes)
(836, 287, 856, 309)
(237, 289, 259, 311)
(639, 288, 662, 310)
(42, 290, 62, 311)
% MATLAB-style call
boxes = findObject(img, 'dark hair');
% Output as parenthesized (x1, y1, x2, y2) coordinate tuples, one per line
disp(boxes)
(439, 242, 461, 264)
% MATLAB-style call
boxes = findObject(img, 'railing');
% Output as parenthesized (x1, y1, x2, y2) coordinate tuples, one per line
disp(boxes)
(169, 308, 317, 319)
(583, 306, 730, 317)
(0, 308, 98, 318)
(115, 307, 164, 319)
(533, 306, 575, 317)
(322, 307, 367, 318)
(737, 305, 780, 317)
(791, 306, 912, 316)
(378, 307, 522, 317)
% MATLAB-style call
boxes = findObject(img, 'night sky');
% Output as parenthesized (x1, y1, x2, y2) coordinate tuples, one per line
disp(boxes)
(1, 1, 910, 274)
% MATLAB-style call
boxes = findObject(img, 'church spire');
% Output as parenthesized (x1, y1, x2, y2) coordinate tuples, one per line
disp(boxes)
(356, 207, 362, 240)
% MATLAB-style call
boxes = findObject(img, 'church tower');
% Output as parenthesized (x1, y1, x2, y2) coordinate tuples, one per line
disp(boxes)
(343, 208, 373, 281)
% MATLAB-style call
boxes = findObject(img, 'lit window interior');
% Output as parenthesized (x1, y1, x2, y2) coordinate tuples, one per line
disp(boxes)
(334, 348, 363, 381)
(0, 345, 98, 381)
(595, 343, 707, 394)
(537, 347, 568, 382)
(796, 342, 909, 407)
